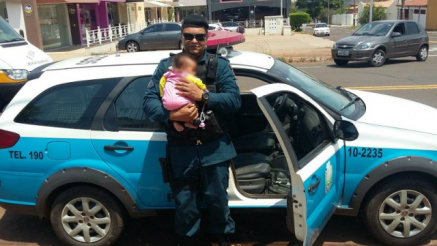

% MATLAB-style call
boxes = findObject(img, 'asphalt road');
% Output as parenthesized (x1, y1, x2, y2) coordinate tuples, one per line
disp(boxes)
(1, 26, 437, 246)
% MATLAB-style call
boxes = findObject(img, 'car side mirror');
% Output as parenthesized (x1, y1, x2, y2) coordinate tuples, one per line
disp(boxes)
(19, 29, 25, 38)
(334, 120, 358, 141)
(392, 32, 401, 37)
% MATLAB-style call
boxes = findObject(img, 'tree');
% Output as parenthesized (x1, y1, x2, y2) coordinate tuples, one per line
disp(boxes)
(289, 12, 311, 30)
(358, 6, 386, 25)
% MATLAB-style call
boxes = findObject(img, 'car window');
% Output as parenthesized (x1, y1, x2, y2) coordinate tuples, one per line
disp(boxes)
(236, 75, 268, 92)
(393, 23, 405, 35)
(267, 60, 357, 118)
(165, 24, 181, 31)
(144, 24, 163, 33)
(267, 91, 329, 163)
(15, 79, 118, 129)
(111, 77, 162, 131)
(406, 22, 420, 35)
(354, 22, 393, 36)
(315, 23, 327, 28)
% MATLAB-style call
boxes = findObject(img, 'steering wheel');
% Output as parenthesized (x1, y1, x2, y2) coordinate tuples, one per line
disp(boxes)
(272, 94, 289, 121)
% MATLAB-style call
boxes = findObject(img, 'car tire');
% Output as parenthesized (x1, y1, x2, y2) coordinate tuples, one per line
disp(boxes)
(218, 47, 229, 57)
(416, 45, 428, 61)
(125, 41, 139, 52)
(50, 186, 125, 246)
(369, 49, 386, 67)
(362, 177, 437, 246)
(179, 40, 183, 50)
(334, 59, 349, 66)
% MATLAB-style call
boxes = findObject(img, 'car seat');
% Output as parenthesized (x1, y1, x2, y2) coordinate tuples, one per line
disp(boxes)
(232, 152, 271, 194)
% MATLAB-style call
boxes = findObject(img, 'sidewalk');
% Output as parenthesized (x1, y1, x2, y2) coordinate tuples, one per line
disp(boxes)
(45, 32, 334, 62)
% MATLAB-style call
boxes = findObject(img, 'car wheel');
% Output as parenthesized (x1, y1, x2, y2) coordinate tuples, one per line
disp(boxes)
(369, 49, 386, 67)
(179, 40, 183, 50)
(362, 177, 437, 246)
(416, 46, 428, 61)
(50, 186, 125, 246)
(334, 59, 349, 66)
(125, 41, 139, 52)
(218, 47, 229, 57)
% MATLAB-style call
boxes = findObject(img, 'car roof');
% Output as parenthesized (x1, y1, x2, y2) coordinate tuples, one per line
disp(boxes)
(41, 50, 274, 72)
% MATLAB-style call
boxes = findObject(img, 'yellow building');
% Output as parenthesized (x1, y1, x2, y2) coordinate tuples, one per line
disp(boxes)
(426, 0, 436, 30)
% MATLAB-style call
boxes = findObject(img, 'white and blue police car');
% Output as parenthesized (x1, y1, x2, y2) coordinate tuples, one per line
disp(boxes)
(1, 50, 437, 246)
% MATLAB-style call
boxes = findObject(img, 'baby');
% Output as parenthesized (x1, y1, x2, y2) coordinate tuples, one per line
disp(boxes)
(159, 53, 207, 132)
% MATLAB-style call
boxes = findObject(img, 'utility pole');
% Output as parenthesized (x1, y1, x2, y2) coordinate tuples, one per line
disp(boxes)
(353, 0, 356, 26)
(327, 0, 330, 24)
(369, 0, 373, 22)
(401, 0, 405, 19)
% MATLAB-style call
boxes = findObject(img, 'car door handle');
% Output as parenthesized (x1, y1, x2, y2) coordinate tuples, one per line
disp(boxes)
(104, 145, 134, 151)
(308, 178, 321, 193)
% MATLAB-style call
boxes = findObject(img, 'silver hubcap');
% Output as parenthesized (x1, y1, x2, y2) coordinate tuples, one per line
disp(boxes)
(61, 197, 111, 243)
(372, 51, 384, 65)
(420, 48, 428, 59)
(127, 43, 137, 52)
(379, 190, 432, 238)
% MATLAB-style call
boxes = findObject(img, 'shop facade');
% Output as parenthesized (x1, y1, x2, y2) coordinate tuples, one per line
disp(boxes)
(207, 0, 289, 23)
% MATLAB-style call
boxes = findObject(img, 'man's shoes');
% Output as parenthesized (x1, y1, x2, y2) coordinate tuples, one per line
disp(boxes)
(217, 234, 231, 246)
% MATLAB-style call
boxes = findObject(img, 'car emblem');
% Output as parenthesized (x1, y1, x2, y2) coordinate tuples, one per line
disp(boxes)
(342, 45, 347, 48)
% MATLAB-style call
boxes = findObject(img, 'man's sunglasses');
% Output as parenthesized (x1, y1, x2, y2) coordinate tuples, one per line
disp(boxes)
(183, 33, 207, 41)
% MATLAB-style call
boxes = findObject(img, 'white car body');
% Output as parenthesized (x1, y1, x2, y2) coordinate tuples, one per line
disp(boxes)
(313, 23, 330, 36)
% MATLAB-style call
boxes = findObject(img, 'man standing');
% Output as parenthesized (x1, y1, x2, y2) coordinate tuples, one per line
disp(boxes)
(143, 14, 241, 246)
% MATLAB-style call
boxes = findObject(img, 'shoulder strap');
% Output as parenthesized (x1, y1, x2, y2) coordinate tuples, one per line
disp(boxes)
(204, 53, 218, 92)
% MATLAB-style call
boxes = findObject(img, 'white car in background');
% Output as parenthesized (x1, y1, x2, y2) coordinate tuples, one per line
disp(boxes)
(313, 23, 330, 36)
(208, 23, 227, 31)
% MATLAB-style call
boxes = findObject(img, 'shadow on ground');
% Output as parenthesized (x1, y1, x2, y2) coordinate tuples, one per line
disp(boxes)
(0, 208, 436, 246)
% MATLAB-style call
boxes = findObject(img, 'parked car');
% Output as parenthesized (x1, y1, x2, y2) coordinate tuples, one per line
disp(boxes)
(313, 22, 330, 36)
(221, 21, 245, 34)
(208, 23, 227, 31)
(0, 15, 52, 111)
(332, 20, 429, 67)
(2, 50, 437, 246)
(117, 23, 182, 52)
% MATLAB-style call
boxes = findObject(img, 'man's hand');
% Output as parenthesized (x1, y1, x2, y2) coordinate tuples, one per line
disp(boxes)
(169, 103, 198, 122)
(176, 78, 203, 101)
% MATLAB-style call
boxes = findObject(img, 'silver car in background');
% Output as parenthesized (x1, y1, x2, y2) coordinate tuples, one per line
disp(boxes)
(331, 20, 429, 67)
(117, 23, 182, 52)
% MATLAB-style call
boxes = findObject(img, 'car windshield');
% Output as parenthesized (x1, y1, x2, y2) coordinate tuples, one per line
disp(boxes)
(353, 22, 394, 36)
(315, 23, 328, 28)
(0, 16, 25, 43)
(267, 60, 359, 118)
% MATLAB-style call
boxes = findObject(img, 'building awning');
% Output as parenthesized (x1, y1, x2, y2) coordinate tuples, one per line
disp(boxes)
(143, 0, 170, 7)
(37, 0, 99, 3)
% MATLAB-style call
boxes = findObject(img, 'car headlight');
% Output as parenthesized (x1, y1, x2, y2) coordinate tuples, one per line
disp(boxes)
(332, 43, 337, 49)
(357, 43, 371, 49)
(0, 69, 29, 83)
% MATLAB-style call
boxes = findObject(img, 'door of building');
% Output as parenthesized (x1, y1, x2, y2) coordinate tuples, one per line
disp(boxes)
(67, 4, 81, 45)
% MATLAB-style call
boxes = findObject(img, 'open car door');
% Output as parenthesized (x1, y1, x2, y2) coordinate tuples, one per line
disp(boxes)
(251, 83, 346, 245)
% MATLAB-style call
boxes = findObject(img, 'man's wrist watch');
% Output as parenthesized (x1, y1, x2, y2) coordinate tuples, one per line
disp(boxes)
(202, 92, 209, 103)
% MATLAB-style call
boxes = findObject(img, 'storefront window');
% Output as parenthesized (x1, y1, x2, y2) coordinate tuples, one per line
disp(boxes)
(38, 4, 70, 50)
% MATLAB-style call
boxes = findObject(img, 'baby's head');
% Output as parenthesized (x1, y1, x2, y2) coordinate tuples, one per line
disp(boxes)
(172, 53, 197, 75)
